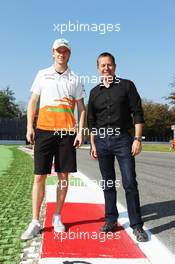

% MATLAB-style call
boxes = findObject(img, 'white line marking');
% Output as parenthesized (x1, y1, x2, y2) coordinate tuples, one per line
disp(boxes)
(46, 185, 104, 204)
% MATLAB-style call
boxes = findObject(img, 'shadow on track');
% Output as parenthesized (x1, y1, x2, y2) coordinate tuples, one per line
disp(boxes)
(141, 200, 175, 234)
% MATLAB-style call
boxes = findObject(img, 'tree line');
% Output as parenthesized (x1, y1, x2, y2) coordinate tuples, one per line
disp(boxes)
(0, 87, 26, 118)
(0, 86, 175, 141)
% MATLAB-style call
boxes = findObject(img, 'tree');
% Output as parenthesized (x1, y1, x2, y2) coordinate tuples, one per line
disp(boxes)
(142, 99, 175, 141)
(166, 75, 175, 105)
(167, 92, 175, 105)
(0, 87, 22, 118)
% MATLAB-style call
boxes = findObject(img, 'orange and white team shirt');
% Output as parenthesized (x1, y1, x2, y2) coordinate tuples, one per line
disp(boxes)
(31, 66, 84, 131)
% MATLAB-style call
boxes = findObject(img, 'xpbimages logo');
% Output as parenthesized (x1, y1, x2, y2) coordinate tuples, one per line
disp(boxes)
(53, 20, 121, 35)
(54, 230, 121, 242)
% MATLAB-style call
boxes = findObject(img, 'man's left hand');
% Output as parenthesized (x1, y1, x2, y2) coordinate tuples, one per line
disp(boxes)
(131, 140, 142, 156)
(73, 133, 83, 148)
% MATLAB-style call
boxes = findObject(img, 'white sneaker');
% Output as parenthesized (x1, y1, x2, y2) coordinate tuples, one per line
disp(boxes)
(21, 222, 40, 240)
(52, 214, 65, 233)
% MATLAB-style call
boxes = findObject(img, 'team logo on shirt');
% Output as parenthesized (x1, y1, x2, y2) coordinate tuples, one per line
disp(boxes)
(46, 97, 75, 113)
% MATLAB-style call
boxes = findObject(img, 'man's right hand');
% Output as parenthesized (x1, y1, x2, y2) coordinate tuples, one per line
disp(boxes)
(26, 127, 35, 145)
(90, 144, 98, 159)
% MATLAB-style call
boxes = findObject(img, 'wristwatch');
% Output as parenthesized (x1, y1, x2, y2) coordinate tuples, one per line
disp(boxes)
(134, 136, 142, 142)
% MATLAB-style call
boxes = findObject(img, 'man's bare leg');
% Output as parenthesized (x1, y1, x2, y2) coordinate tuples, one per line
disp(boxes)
(52, 172, 68, 232)
(55, 172, 69, 214)
(21, 174, 47, 240)
(32, 174, 47, 220)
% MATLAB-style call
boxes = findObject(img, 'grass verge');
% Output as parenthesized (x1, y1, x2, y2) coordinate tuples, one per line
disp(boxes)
(142, 144, 173, 152)
(0, 146, 33, 264)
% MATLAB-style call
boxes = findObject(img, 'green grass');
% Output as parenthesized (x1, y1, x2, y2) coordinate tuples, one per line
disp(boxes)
(0, 146, 34, 264)
(142, 143, 173, 152)
(0, 146, 13, 176)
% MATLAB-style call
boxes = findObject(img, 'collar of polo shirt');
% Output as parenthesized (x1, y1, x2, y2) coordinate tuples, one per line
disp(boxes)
(49, 65, 70, 76)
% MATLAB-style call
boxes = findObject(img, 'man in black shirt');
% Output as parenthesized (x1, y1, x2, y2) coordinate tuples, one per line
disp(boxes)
(87, 52, 148, 242)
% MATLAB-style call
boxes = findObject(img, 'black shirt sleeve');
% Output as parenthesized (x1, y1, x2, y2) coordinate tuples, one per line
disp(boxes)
(127, 81, 145, 124)
(87, 90, 96, 132)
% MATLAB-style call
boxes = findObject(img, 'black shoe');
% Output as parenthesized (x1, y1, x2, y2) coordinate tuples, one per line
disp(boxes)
(100, 221, 118, 233)
(133, 226, 148, 242)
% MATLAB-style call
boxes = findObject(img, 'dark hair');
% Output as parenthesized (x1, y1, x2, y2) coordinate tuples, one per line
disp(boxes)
(97, 52, 116, 66)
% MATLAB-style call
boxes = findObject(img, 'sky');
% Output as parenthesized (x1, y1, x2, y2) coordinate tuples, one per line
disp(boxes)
(0, 0, 175, 106)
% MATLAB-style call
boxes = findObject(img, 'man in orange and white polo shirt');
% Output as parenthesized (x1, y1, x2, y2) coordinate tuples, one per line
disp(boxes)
(21, 39, 85, 240)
